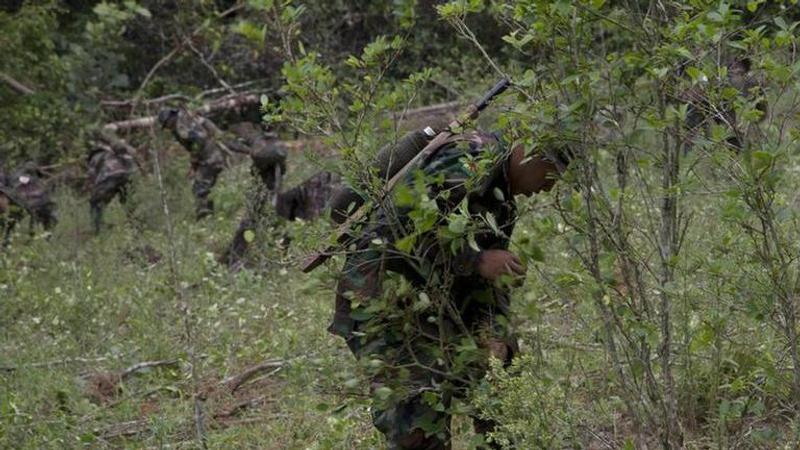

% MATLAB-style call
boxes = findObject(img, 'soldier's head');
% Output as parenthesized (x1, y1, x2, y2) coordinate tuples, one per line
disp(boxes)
(507, 145, 563, 198)
(157, 108, 180, 130)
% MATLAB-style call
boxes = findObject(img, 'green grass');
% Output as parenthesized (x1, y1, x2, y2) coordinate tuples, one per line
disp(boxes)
(0, 154, 382, 449)
(3, 148, 800, 449)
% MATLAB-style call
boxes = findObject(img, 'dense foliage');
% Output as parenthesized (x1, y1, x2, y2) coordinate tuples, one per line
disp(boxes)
(2, 0, 800, 448)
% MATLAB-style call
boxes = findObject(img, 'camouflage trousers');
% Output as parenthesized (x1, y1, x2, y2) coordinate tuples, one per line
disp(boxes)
(89, 176, 131, 234)
(28, 202, 57, 232)
(0, 197, 23, 247)
(192, 163, 222, 219)
(333, 247, 516, 449)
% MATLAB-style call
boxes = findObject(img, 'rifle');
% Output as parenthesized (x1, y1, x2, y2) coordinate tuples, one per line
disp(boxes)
(300, 78, 511, 273)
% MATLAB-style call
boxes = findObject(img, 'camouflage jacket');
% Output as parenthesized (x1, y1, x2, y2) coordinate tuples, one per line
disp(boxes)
(8, 167, 52, 210)
(172, 112, 225, 169)
(276, 171, 340, 221)
(87, 147, 135, 186)
(330, 131, 517, 338)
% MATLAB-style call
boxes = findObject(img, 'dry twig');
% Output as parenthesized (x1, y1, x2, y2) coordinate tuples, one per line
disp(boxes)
(220, 359, 284, 393)
(0, 72, 36, 95)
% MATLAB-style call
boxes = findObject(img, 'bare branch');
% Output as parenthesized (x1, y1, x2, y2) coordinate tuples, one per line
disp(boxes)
(102, 93, 262, 132)
(0, 72, 36, 95)
(220, 359, 284, 393)
(186, 40, 235, 94)
(121, 359, 180, 379)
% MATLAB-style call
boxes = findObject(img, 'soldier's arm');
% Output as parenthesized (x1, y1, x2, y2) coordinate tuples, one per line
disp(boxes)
(422, 151, 503, 277)
(198, 116, 226, 138)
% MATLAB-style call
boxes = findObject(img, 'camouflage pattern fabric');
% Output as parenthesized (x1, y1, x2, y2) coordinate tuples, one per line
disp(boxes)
(275, 171, 341, 221)
(250, 139, 287, 190)
(171, 111, 225, 219)
(0, 173, 25, 246)
(8, 164, 57, 232)
(229, 122, 288, 190)
(87, 146, 136, 234)
(221, 171, 341, 269)
(330, 131, 518, 449)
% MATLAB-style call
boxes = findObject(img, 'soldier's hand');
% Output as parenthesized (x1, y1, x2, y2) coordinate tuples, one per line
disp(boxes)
(476, 249, 526, 282)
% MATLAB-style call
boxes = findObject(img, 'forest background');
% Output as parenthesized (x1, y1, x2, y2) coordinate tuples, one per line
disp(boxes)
(2, 0, 800, 448)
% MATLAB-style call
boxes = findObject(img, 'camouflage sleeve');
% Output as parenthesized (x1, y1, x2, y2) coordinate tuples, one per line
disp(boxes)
(423, 136, 509, 276)
(86, 160, 98, 182)
(224, 139, 251, 154)
(452, 246, 481, 276)
(175, 114, 207, 148)
(331, 245, 385, 338)
(199, 116, 223, 136)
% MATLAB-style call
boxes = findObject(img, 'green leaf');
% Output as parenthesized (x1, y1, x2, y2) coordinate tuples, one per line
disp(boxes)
(752, 151, 773, 172)
(413, 292, 431, 311)
(485, 213, 500, 235)
(395, 234, 417, 253)
(527, 243, 545, 263)
(448, 215, 467, 234)
(243, 229, 255, 243)
(493, 187, 505, 201)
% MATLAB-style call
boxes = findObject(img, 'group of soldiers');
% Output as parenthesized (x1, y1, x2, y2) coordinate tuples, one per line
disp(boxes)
(0, 55, 766, 448)
(0, 107, 339, 260)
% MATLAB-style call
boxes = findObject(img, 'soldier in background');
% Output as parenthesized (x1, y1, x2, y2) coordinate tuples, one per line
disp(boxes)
(0, 169, 24, 247)
(7, 162, 57, 234)
(678, 57, 766, 152)
(158, 108, 226, 219)
(220, 170, 341, 269)
(86, 131, 137, 234)
(275, 171, 340, 221)
(228, 122, 288, 190)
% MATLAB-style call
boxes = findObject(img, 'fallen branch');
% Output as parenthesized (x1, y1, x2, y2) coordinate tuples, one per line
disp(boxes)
(121, 359, 180, 379)
(103, 93, 262, 132)
(101, 93, 193, 108)
(100, 81, 268, 108)
(0, 72, 36, 95)
(220, 359, 283, 393)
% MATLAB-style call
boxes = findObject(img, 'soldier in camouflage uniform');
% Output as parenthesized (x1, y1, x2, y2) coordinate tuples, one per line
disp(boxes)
(679, 57, 766, 151)
(86, 132, 137, 234)
(275, 171, 340, 221)
(228, 122, 288, 190)
(221, 170, 341, 268)
(0, 169, 25, 247)
(7, 162, 57, 234)
(219, 122, 291, 268)
(330, 130, 566, 449)
(158, 108, 226, 219)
